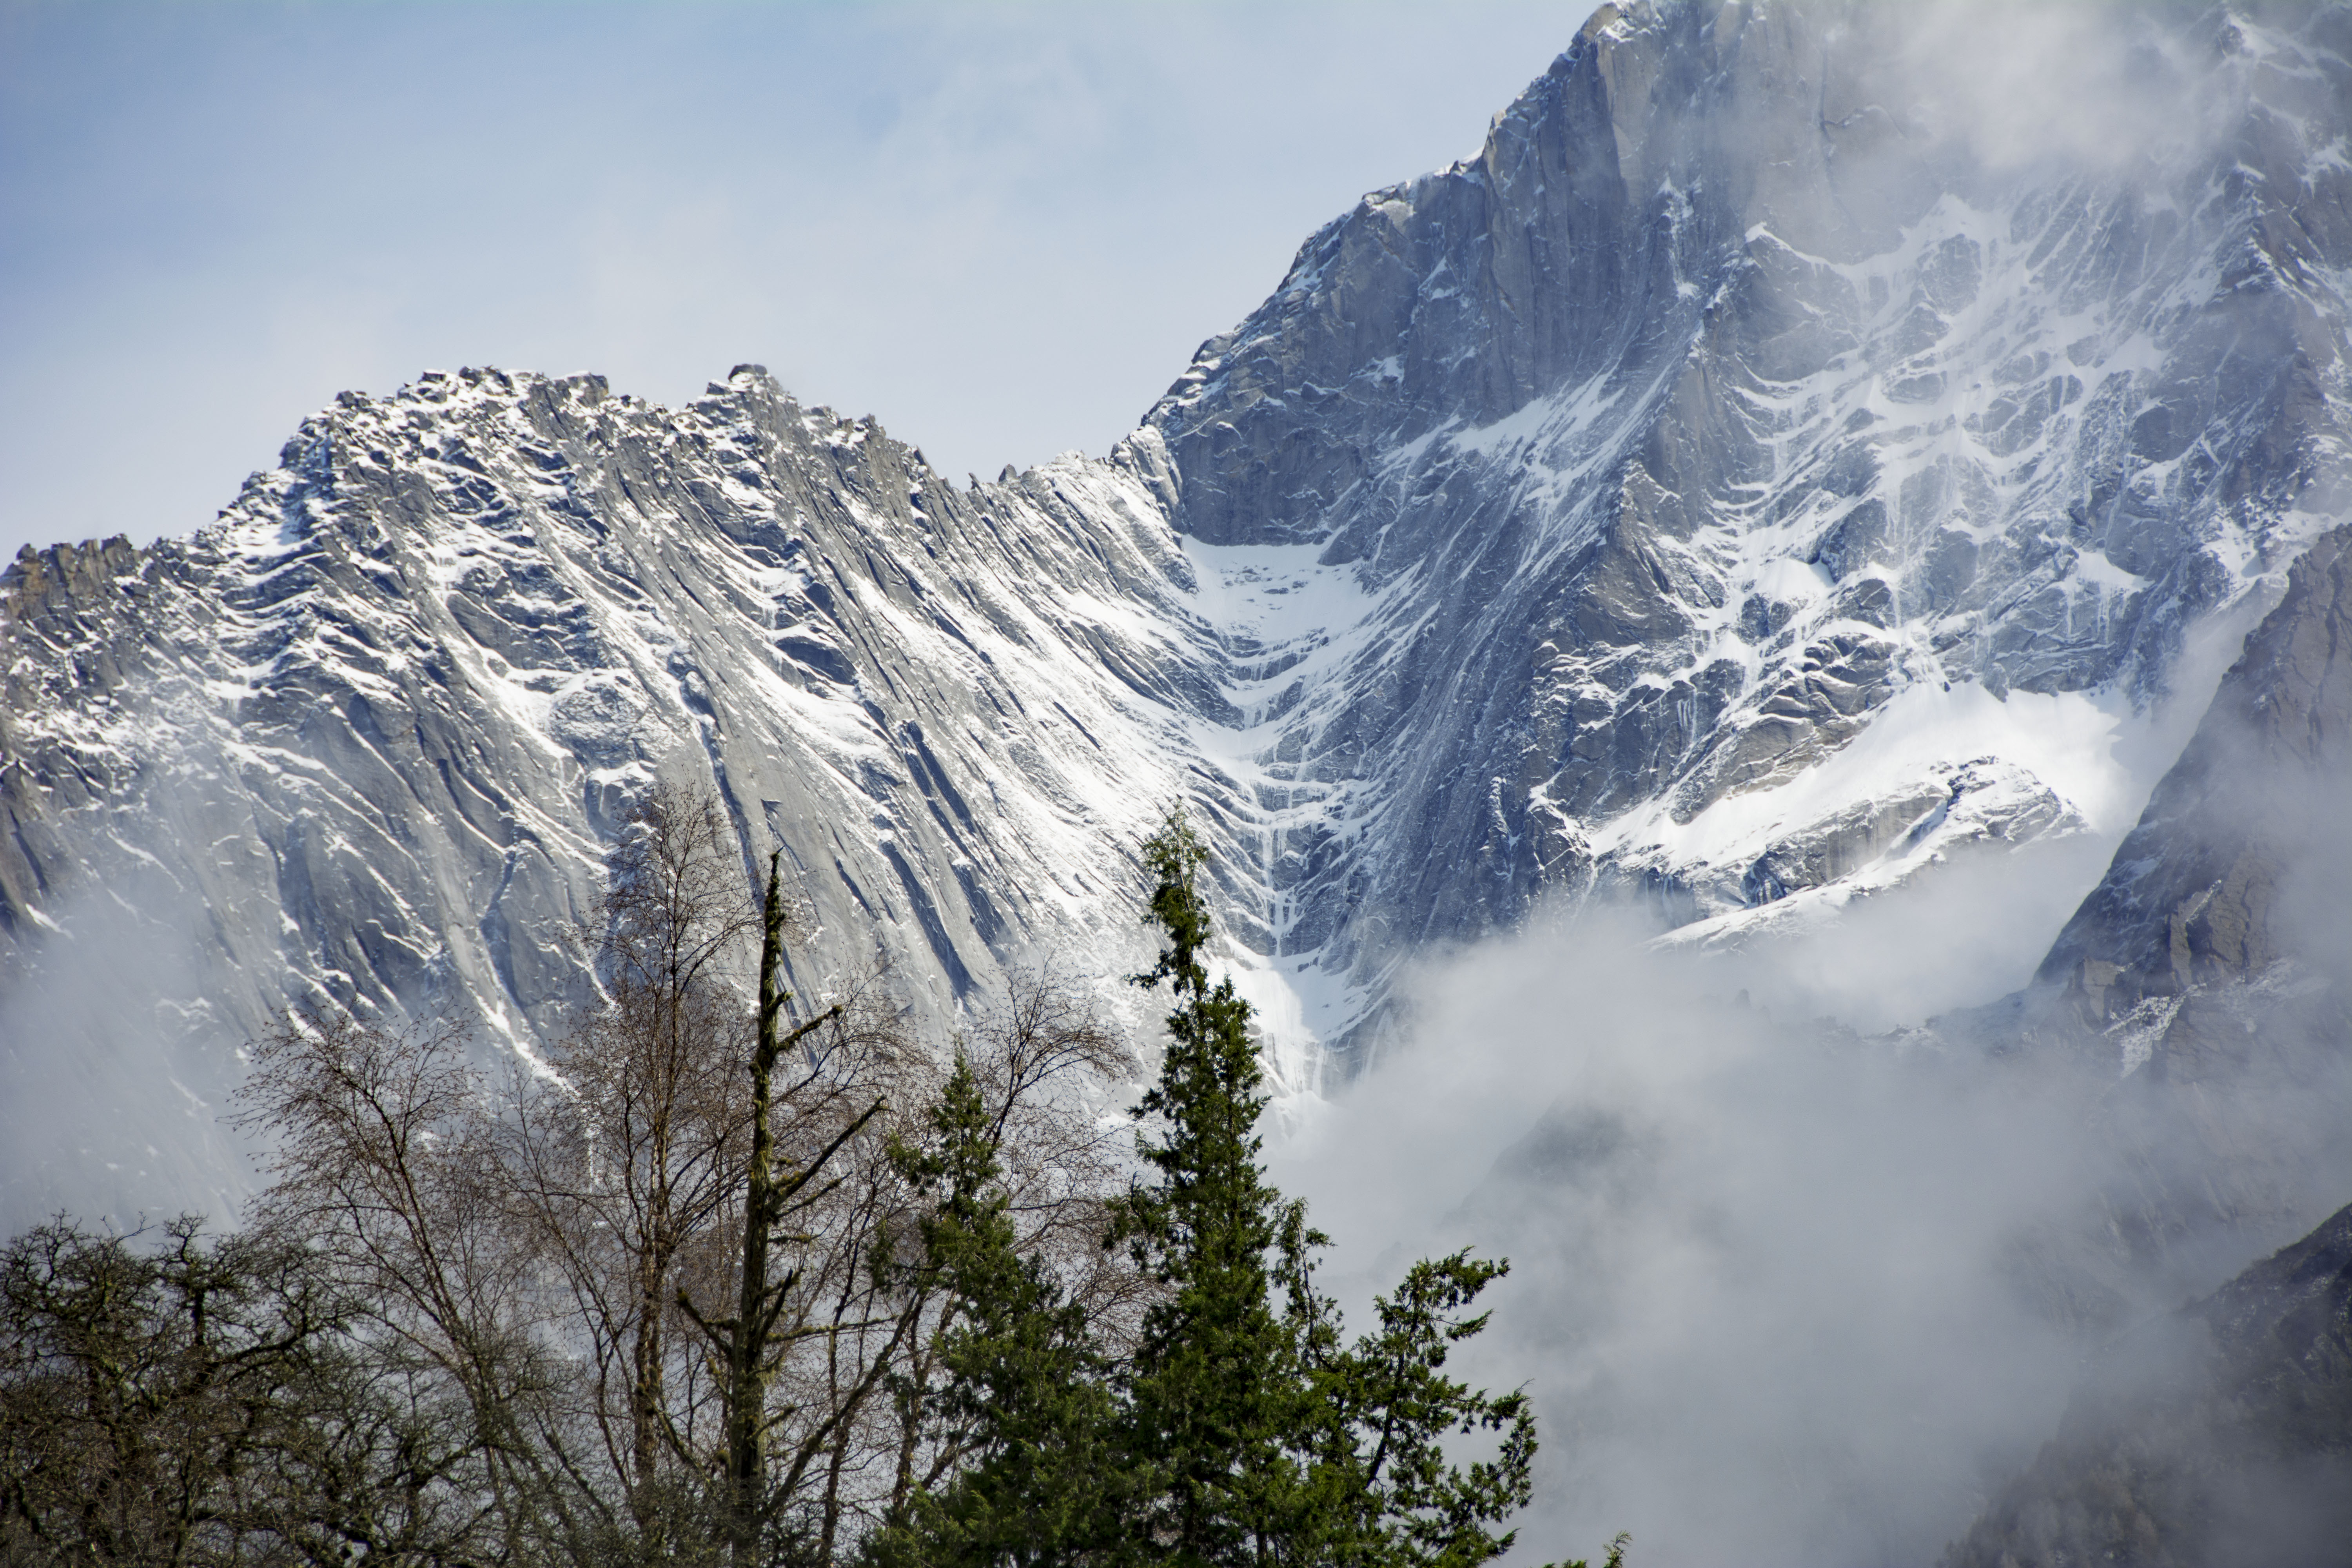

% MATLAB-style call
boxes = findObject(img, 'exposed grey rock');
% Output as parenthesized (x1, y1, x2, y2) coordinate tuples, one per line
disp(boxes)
(1932, 525, 2352, 1336)
(5, 0, 2352, 1219)
(2041, 525, 2352, 1022)
(1735, 759, 2075, 910)
(1134, 0, 2352, 1049)
(0, 369, 1212, 1222)
(1946, 1201, 2352, 1568)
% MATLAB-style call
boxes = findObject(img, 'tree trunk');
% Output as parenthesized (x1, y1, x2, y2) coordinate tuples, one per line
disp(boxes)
(728, 852, 789, 1561)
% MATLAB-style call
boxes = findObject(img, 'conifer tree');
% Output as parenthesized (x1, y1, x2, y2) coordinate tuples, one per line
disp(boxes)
(1103, 807, 1612, 1568)
(1107, 810, 1321, 1564)
(874, 806, 1621, 1568)
(871, 1056, 1120, 1568)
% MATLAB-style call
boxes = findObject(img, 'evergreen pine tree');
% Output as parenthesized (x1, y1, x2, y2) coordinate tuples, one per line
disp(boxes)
(1110, 809, 1610, 1568)
(873, 1055, 1120, 1568)
(1107, 811, 1322, 1565)
(875, 807, 1620, 1568)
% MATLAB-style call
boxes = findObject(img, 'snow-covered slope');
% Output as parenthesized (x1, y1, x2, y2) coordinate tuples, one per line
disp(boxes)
(1136, 0, 2352, 1052)
(5, 0, 2351, 1217)
(0, 373, 1223, 1218)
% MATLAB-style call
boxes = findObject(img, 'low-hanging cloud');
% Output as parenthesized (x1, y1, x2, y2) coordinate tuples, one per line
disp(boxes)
(0, 879, 255, 1238)
(1273, 902, 2089, 1564)
(1873, 0, 2243, 176)
(1270, 789, 2352, 1566)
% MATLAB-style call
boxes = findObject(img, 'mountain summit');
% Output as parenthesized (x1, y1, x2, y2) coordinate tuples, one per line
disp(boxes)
(4, 0, 2350, 1223)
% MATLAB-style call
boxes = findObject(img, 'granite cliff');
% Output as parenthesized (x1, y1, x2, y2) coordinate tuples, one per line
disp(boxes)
(5, 0, 2351, 1227)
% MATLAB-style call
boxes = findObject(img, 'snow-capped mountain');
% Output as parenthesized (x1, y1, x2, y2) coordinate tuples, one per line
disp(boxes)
(1137, 0, 2352, 1033)
(0, 376, 1217, 1220)
(5, 0, 2351, 1220)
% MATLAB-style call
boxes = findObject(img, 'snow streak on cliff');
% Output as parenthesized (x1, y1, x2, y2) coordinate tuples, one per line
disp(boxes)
(4, 0, 2351, 1219)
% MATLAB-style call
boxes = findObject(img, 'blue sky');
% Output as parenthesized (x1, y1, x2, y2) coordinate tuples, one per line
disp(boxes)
(0, 0, 1576, 558)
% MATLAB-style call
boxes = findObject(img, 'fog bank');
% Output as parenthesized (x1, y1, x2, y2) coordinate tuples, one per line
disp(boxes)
(1273, 898, 2103, 1564)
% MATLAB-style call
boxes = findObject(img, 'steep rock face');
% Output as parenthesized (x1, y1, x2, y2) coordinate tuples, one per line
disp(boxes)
(2040, 524, 2352, 1020)
(1139, 0, 2352, 1042)
(1940, 525, 2352, 1336)
(2031, 528, 2352, 1276)
(0, 369, 1225, 1219)
(1947, 1201, 2352, 1568)
(6, 0, 2352, 1217)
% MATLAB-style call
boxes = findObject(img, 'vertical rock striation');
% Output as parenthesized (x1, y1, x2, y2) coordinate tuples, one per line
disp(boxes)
(0, 370, 1213, 1220)
(5, 0, 2352, 1215)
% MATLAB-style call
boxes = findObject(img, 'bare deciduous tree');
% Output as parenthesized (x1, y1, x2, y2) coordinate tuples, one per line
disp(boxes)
(496, 784, 925, 1563)
(501, 784, 761, 1546)
(0, 1214, 509, 1566)
(161, 781, 1144, 1568)
(233, 1011, 564, 1561)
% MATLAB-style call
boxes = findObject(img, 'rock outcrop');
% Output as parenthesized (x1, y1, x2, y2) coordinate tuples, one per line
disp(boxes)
(2041, 526, 2352, 1024)
(1948, 1201, 2352, 1568)
(5, 0, 2352, 1219)
(1909, 525, 2352, 1339)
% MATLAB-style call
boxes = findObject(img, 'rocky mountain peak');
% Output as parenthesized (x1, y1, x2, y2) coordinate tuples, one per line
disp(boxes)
(1127, 0, 2352, 1039)
(4, 0, 2352, 1220)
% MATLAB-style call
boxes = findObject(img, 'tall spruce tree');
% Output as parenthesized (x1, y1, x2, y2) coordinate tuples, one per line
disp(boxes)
(1107, 811, 1322, 1564)
(875, 807, 1621, 1568)
(1109, 809, 1588, 1568)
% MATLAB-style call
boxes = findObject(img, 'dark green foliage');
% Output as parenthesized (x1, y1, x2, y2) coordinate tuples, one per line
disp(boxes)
(870, 1057, 1121, 1568)
(0, 1216, 489, 1566)
(1109, 810, 1325, 1564)
(875, 808, 1610, 1568)
(1303, 1254, 1542, 1568)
